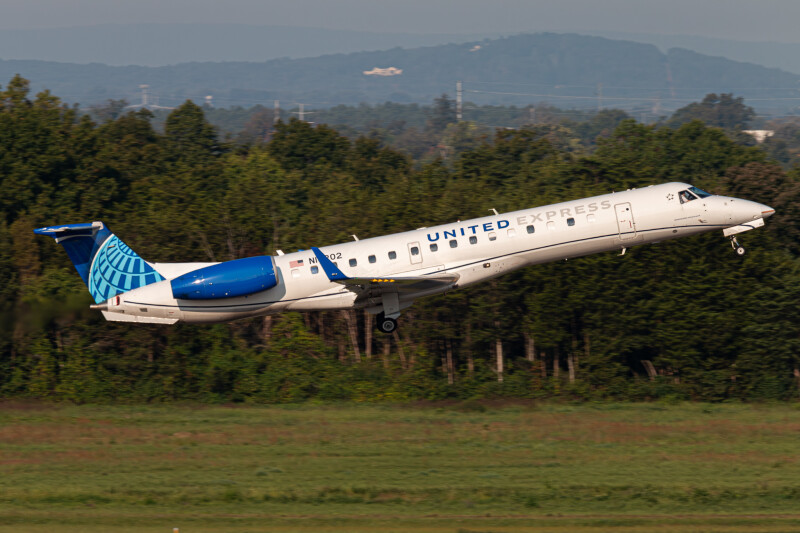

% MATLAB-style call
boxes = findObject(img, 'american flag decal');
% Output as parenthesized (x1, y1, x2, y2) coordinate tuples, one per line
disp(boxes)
(290, 259, 304, 268)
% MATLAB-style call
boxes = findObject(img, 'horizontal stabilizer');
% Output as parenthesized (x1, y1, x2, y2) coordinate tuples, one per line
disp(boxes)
(33, 222, 99, 239)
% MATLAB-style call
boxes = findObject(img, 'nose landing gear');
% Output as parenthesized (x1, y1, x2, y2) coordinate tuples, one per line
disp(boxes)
(730, 236, 745, 256)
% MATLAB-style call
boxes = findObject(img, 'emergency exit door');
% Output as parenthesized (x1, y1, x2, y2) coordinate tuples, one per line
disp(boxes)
(408, 241, 423, 264)
(614, 203, 637, 240)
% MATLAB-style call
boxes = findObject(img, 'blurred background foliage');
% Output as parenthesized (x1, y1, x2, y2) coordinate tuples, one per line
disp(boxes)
(2, 75, 800, 403)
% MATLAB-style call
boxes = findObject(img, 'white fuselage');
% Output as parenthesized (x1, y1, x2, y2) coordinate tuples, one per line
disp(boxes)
(104, 182, 772, 324)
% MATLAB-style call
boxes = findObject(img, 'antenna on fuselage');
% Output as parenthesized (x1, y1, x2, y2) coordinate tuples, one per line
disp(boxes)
(489, 208, 499, 215)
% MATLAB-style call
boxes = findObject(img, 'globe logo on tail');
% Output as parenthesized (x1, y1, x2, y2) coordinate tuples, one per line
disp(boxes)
(88, 235, 164, 303)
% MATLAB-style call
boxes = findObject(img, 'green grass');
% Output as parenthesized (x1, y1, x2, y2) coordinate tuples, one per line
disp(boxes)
(1, 401, 800, 531)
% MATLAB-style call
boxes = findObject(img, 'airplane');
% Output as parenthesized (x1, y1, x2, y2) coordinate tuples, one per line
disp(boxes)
(35, 182, 774, 334)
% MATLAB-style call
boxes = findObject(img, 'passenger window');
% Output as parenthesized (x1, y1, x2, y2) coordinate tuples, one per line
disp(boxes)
(311, 266, 319, 274)
(547, 221, 555, 230)
(291, 269, 300, 279)
(469, 236, 477, 244)
(507, 229, 516, 238)
(388, 251, 397, 260)
(410, 246, 419, 255)
(488, 232, 497, 241)
(430, 243, 438, 252)
(349, 258, 357, 267)
(368, 255, 376, 264)
(567, 218, 575, 227)
(526, 225, 535, 234)
(587, 214, 596, 223)
(449, 239, 458, 248)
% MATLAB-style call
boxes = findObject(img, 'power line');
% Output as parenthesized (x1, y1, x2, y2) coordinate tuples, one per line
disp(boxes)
(464, 79, 800, 91)
(465, 88, 800, 104)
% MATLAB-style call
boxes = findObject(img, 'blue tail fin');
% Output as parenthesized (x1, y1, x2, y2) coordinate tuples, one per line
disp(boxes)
(34, 221, 164, 304)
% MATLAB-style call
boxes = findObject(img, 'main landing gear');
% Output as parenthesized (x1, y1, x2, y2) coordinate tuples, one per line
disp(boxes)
(375, 292, 400, 334)
(730, 235, 746, 256)
(376, 312, 398, 334)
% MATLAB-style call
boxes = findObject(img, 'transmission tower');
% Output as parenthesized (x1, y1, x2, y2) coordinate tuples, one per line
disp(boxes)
(456, 80, 463, 121)
(124, 84, 174, 111)
(291, 103, 315, 123)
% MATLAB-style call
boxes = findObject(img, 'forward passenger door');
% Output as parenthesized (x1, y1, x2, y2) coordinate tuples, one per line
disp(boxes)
(614, 203, 637, 240)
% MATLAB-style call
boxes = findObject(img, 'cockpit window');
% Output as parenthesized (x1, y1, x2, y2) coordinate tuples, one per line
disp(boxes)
(688, 186, 712, 198)
(678, 190, 698, 204)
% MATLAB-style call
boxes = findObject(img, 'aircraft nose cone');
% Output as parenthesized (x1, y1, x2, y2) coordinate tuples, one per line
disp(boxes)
(759, 203, 775, 218)
(728, 198, 775, 225)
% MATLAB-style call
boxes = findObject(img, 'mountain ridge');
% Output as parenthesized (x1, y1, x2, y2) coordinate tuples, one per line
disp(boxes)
(2, 32, 798, 114)
(0, 23, 502, 67)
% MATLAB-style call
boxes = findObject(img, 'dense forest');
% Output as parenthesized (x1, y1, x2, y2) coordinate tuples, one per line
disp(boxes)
(2, 74, 800, 403)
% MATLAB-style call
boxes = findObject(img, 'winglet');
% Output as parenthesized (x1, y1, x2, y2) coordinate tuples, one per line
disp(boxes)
(311, 247, 349, 281)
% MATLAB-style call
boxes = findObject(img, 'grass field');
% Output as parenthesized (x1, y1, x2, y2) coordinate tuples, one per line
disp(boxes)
(1, 401, 800, 532)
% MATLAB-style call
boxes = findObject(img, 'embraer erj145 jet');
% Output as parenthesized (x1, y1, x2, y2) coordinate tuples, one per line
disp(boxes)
(36, 183, 773, 334)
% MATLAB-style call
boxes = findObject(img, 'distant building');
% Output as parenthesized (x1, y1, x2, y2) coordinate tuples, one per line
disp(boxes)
(363, 67, 403, 77)
(743, 130, 775, 143)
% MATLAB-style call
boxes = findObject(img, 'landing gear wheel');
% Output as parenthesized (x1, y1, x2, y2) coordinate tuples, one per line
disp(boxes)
(376, 313, 398, 334)
(730, 236, 745, 256)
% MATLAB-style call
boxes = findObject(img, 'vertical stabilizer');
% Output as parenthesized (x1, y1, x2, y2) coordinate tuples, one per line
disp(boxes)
(34, 221, 164, 303)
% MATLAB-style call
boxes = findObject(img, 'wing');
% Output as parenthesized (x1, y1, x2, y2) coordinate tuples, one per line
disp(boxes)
(338, 274, 459, 294)
(310, 246, 458, 295)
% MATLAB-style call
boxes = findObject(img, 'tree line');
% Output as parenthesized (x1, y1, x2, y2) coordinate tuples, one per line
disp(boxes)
(2, 74, 800, 403)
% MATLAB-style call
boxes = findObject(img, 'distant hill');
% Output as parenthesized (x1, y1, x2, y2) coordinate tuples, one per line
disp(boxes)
(588, 31, 800, 76)
(2, 33, 798, 114)
(0, 23, 499, 67)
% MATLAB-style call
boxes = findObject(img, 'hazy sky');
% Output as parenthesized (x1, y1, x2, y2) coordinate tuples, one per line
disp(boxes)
(1, 0, 796, 43)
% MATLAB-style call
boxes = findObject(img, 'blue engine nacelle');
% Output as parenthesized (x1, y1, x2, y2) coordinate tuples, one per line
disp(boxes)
(170, 256, 278, 300)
